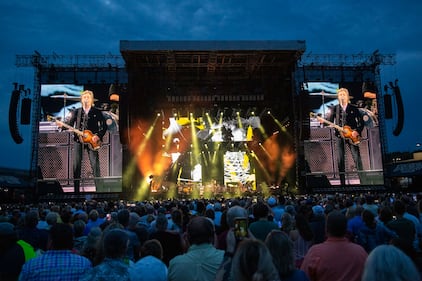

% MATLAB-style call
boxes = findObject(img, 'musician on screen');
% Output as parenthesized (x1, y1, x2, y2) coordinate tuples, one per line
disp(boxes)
(56, 90, 106, 193)
(327, 87, 364, 186)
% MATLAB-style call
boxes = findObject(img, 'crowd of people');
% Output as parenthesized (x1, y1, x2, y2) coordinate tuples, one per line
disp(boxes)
(1, 192, 422, 281)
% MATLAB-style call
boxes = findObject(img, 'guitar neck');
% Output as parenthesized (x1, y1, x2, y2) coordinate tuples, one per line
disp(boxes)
(321, 119, 345, 132)
(311, 113, 344, 132)
(56, 119, 84, 136)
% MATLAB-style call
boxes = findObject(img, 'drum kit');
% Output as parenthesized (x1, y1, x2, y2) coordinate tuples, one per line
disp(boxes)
(50, 93, 118, 132)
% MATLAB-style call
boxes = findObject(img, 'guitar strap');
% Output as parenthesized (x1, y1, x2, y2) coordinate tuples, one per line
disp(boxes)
(76, 108, 82, 142)
(76, 108, 82, 130)
(336, 105, 341, 137)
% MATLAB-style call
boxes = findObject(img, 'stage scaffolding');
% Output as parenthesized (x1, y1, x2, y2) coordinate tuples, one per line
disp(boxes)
(16, 44, 396, 197)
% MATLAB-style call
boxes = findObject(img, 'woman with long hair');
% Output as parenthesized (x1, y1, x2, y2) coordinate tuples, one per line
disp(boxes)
(288, 214, 313, 268)
(265, 230, 309, 281)
(232, 239, 280, 281)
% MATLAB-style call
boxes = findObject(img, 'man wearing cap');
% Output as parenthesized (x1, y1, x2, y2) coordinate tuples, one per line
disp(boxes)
(268, 196, 285, 227)
(0, 222, 35, 280)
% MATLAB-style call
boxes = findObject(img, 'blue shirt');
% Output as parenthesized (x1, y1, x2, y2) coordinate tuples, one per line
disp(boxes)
(19, 250, 92, 281)
(81, 258, 131, 281)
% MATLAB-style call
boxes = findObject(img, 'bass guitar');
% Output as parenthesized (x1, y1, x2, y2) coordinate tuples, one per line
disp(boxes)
(47, 115, 102, 151)
(310, 112, 361, 146)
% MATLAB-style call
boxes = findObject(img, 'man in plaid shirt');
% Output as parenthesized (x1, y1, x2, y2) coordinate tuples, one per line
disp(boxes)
(19, 223, 92, 281)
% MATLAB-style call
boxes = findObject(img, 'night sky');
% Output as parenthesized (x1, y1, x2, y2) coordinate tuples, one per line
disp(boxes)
(1, 0, 421, 172)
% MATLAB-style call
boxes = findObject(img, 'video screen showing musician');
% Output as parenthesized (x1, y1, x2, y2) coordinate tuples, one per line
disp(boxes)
(326, 87, 364, 186)
(56, 90, 107, 193)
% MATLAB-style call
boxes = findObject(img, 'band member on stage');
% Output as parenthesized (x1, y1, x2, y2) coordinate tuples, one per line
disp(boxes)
(57, 90, 106, 193)
(327, 88, 364, 186)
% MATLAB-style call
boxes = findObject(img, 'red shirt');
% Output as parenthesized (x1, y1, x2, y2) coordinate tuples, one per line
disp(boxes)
(300, 237, 368, 281)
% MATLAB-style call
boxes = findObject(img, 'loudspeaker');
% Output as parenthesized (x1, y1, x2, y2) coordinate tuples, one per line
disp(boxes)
(310, 127, 332, 140)
(306, 174, 331, 188)
(384, 94, 393, 119)
(368, 128, 383, 170)
(96, 177, 122, 192)
(110, 132, 122, 176)
(304, 140, 335, 174)
(20, 98, 31, 125)
(38, 146, 69, 184)
(359, 171, 384, 185)
(37, 180, 63, 195)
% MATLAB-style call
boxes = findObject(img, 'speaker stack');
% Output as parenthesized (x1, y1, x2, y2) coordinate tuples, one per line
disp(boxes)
(37, 131, 122, 194)
(304, 127, 379, 188)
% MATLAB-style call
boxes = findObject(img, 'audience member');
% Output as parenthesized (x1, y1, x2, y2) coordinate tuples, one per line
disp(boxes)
(117, 209, 141, 261)
(0, 222, 35, 280)
(308, 205, 326, 244)
(346, 205, 364, 241)
(265, 230, 309, 281)
(215, 205, 257, 281)
(288, 213, 313, 268)
(168, 208, 184, 234)
(387, 200, 416, 259)
(36, 209, 49, 230)
(150, 213, 185, 266)
(361, 245, 421, 281)
(216, 209, 229, 237)
(81, 228, 130, 281)
(268, 196, 285, 227)
(285, 204, 297, 217)
(281, 212, 295, 234)
(168, 216, 224, 281)
(81, 226, 102, 264)
(300, 211, 367, 281)
(232, 239, 280, 281)
(217, 205, 248, 251)
(84, 209, 105, 235)
(362, 195, 379, 217)
(130, 239, 168, 281)
(377, 205, 394, 225)
(402, 200, 422, 252)
(17, 209, 49, 251)
(213, 202, 224, 228)
(249, 201, 279, 241)
(45, 211, 60, 227)
(18, 223, 92, 281)
(357, 209, 398, 253)
(73, 219, 87, 254)
(128, 211, 150, 248)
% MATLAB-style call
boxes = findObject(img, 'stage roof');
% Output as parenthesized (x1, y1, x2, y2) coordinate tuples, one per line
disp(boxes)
(120, 40, 305, 76)
(119, 40, 306, 92)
